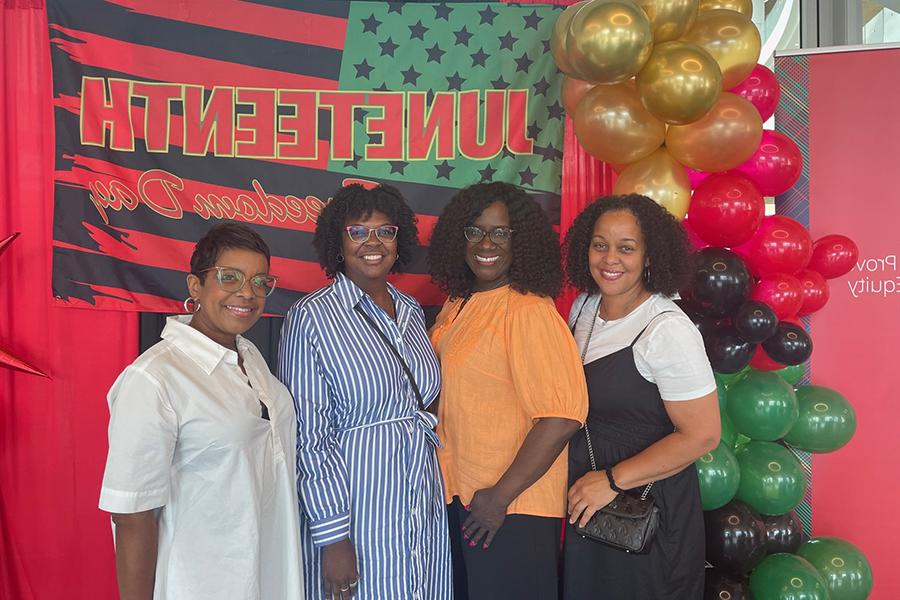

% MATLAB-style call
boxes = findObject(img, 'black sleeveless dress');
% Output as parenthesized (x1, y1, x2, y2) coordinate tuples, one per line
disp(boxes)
(563, 320, 705, 600)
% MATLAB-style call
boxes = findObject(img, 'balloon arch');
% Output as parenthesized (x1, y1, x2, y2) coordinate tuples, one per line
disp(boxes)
(553, 1, 872, 598)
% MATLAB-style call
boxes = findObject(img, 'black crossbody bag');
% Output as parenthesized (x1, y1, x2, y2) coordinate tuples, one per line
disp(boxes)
(570, 296, 660, 554)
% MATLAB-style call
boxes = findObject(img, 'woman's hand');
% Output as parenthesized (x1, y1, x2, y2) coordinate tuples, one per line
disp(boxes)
(462, 486, 511, 549)
(322, 539, 359, 599)
(567, 470, 618, 528)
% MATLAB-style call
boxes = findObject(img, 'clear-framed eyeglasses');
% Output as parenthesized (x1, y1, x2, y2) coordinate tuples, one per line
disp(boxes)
(344, 224, 399, 244)
(463, 226, 514, 245)
(198, 266, 278, 298)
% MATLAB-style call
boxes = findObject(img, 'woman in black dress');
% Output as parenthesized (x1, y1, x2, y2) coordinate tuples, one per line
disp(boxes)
(562, 195, 720, 599)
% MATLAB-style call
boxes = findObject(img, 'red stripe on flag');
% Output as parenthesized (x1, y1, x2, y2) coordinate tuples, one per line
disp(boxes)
(54, 286, 184, 313)
(54, 227, 331, 293)
(55, 228, 445, 308)
(50, 26, 338, 90)
(105, 0, 347, 50)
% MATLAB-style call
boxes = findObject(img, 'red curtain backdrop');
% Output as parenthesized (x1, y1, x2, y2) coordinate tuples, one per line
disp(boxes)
(1, 3, 137, 598)
(0, 1, 609, 597)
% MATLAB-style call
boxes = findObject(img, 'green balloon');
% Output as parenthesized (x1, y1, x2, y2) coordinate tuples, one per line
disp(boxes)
(695, 442, 740, 510)
(784, 385, 857, 453)
(715, 372, 729, 410)
(727, 371, 799, 441)
(749, 553, 830, 600)
(721, 411, 737, 447)
(734, 441, 807, 515)
(775, 363, 806, 385)
(718, 366, 750, 388)
(797, 537, 874, 600)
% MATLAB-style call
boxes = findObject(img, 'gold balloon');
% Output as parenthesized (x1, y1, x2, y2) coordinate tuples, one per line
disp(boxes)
(567, 0, 654, 84)
(698, 0, 752, 17)
(635, 0, 699, 42)
(613, 148, 691, 219)
(551, 2, 588, 77)
(562, 76, 596, 116)
(574, 81, 666, 164)
(665, 91, 762, 172)
(636, 41, 722, 125)
(683, 9, 761, 88)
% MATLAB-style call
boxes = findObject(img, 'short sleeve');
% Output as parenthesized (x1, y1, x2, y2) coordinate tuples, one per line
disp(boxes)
(507, 298, 588, 423)
(634, 316, 717, 401)
(99, 367, 178, 514)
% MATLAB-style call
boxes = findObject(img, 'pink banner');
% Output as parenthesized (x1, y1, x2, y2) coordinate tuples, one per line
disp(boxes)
(803, 46, 900, 599)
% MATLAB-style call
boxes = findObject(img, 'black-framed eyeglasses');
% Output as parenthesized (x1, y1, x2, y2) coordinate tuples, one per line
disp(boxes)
(463, 226, 514, 245)
(199, 266, 278, 298)
(345, 224, 399, 244)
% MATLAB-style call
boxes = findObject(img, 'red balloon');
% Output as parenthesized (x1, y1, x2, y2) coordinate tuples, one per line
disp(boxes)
(751, 273, 803, 320)
(682, 218, 709, 251)
(733, 216, 812, 277)
(734, 130, 803, 197)
(729, 64, 782, 121)
(686, 167, 711, 189)
(688, 173, 764, 247)
(808, 234, 859, 279)
(796, 269, 830, 315)
(750, 345, 784, 370)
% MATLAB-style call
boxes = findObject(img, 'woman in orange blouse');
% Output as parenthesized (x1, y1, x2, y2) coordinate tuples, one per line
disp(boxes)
(428, 182, 588, 600)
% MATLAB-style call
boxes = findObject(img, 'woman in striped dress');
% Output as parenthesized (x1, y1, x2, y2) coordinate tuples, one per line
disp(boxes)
(278, 184, 452, 600)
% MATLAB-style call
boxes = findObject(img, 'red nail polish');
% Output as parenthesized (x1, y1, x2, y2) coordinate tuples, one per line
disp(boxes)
(482, 544, 489, 549)
(463, 532, 469, 539)
(464, 505, 470, 510)
(469, 540, 476, 547)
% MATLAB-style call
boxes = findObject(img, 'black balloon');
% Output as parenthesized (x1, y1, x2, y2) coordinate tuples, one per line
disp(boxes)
(704, 568, 749, 600)
(704, 324, 755, 374)
(733, 301, 779, 343)
(683, 248, 751, 318)
(704, 499, 767, 576)
(763, 511, 804, 554)
(761, 322, 813, 365)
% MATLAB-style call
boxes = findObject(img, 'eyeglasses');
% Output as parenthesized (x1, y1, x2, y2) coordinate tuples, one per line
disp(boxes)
(463, 226, 514, 245)
(345, 224, 399, 244)
(199, 266, 278, 298)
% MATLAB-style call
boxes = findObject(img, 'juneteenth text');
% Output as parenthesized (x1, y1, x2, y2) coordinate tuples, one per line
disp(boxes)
(79, 77, 536, 160)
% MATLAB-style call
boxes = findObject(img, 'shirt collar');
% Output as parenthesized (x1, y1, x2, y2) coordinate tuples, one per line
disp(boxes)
(332, 272, 417, 313)
(162, 315, 247, 375)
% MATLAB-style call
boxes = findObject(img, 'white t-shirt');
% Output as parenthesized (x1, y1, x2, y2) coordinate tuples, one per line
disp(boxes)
(99, 316, 304, 600)
(569, 294, 716, 402)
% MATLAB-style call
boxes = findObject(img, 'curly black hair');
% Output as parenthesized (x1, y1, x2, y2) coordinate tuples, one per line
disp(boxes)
(314, 183, 419, 279)
(428, 182, 562, 298)
(563, 194, 691, 296)
(190, 222, 271, 280)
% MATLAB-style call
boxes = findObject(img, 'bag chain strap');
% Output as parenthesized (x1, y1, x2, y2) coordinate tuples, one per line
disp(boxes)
(578, 296, 653, 501)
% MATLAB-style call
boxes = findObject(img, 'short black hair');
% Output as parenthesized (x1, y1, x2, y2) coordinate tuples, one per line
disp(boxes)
(428, 182, 562, 298)
(313, 183, 419, 279)
(563, 194, 691, 296)
(190, 222, 271, 280)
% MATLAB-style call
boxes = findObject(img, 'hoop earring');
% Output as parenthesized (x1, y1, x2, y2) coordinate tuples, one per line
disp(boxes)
(183, 297, 201, 313)
(337, 252, 344, 263)
(643, 264, 651, 284)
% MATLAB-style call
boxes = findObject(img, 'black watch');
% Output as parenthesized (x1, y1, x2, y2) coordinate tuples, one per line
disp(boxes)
(605, 467, 626, 494)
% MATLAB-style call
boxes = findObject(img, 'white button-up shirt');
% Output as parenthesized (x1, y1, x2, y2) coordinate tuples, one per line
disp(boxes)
(99, 316, 304, 599)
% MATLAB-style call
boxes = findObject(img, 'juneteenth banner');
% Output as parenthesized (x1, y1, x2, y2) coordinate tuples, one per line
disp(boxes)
(47, 0, 566, 315)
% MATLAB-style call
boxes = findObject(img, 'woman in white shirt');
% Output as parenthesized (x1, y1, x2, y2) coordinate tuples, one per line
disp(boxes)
(99, 223, 304, 600)
(561, 194, 720, 600)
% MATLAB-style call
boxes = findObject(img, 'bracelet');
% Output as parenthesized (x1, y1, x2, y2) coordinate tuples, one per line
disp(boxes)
(605, 467, 626, 494)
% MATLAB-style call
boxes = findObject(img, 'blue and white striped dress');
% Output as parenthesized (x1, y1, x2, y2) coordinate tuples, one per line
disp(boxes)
(278, 273, 452, 600)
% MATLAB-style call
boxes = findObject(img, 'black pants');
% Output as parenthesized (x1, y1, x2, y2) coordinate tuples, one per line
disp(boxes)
(448, 497, 560, 600)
